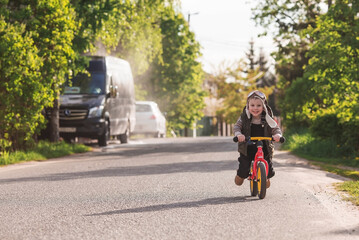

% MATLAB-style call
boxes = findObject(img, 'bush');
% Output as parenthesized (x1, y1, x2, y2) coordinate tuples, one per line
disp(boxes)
(310, 113, 342, 139)
(282, 127, 359, 167)
(310, 112, 358, 156)
(342, 120, 359, 154)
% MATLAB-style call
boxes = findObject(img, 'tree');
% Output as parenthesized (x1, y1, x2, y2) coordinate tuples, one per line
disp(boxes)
(0, 0, 76, 149)
(251, 0, 327, 126)
(142, 6, 206, 133)
(33, 0, 77, 142)
(0, 20, 42, 151)
(303, 0, 359, 150)
(119, 0, 164, 75)
(257, 47, 276, 88)
(252, 0, 358, 153)
(246, 38, 256, 71)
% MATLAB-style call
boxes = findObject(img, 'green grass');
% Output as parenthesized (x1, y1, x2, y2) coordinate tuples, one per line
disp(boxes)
(336, 181, 359, 206)
(310, 162, 359, 181)
(282, 128, 359, 206)
(0, 141, 91, 166)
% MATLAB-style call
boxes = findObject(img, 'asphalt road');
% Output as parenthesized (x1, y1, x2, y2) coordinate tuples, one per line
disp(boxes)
(0, 136, 358, 240)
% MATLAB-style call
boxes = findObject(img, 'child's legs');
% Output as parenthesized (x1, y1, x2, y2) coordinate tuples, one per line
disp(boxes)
(236, 147, 256, 179)
(236, 154, 251, 179)
(264, 154, 275, 178)
(237, 149, 275, 179)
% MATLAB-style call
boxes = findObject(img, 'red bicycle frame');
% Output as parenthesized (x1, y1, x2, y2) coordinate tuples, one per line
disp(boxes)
(250, 139, 270, 181)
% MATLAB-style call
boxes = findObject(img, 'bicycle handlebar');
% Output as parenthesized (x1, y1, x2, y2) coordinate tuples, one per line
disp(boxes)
(233, 136, 285, 143)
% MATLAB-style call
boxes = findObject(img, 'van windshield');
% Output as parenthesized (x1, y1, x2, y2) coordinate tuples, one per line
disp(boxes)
(63, 72, 105, 95)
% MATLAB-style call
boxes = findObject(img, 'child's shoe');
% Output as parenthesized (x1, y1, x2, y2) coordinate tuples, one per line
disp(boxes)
(235, 175, 244, 186)
(266, 179, 270, 188)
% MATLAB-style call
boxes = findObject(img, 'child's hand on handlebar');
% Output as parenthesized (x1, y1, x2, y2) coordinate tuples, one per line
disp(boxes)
(236, 134, 246, 142)
(272, 134, 281, 142)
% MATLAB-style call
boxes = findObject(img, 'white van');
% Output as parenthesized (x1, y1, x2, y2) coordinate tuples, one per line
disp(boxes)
(59, 56, 136, 146)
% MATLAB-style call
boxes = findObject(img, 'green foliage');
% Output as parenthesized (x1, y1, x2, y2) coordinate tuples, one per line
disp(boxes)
(0, 19, 44, 151)
(252, 0, 358, 152)
(71, 0, 166, 76)
(0, 0, 77, 149)
(282, 127, 358, 165)
(303, 0, 359, 151)
(142, 6, 206, 130)
(0, 141, 90, 166)
(32, 0, 77, 90)
(107, 0, 164, 76)
(252, 0, 324, 126)
(310, 112, 343, 139)
(278, 76, 312, 128)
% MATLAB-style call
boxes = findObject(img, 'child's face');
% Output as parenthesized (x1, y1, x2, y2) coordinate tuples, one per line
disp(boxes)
(248, 98, 264, 118)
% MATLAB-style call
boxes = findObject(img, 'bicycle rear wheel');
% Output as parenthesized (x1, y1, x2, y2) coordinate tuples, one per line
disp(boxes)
(257, 162, 267, 199)
(249, 161, 258, 196)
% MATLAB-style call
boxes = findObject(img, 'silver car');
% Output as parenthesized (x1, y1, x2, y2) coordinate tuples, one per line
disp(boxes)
(134, 101, 166, 138)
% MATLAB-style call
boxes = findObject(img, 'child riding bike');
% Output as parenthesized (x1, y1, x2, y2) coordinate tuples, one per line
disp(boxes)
(233, 90, 282, 188)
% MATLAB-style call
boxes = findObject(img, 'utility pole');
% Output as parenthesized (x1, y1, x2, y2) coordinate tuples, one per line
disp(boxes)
(187, 12, 199, 26)
(186, 11, 199, 137)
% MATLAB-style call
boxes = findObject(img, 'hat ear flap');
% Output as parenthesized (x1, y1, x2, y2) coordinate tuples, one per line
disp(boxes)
(266, 114, 277, 128)
(245, 106, 250, 119)
(262, 101, 277, 128)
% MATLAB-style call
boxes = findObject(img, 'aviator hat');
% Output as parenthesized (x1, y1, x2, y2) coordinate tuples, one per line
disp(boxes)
(245, 90, 277, 128)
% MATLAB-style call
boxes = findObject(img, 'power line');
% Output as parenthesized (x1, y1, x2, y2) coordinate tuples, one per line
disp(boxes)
(200, 39, 275, 49)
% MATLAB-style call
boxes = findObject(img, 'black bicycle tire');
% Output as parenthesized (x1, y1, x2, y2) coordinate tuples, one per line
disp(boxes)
(257, 162, 267, 199)
(250, 161, 258, 196)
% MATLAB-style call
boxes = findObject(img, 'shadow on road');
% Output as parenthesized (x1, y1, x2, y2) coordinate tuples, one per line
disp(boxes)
(273, 151, 348, 181)
(329, 226, 359, 236)
(86, 195, 259, 216)
(94, 140, 236, 157)
(0, 160, 237, 184)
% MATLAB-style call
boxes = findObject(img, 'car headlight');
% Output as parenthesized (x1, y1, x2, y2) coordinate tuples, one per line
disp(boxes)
(88, 106, 104, 118)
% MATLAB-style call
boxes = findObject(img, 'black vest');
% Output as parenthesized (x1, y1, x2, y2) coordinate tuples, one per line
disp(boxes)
(237, 110, 274, 157)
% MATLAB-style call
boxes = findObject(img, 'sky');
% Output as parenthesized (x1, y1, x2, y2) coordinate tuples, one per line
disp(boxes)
(180, 0, 276, 74)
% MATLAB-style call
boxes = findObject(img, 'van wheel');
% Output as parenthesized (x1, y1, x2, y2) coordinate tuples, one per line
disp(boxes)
(63, 137, 74, 143)
(98, 120, 110, 146)
(119, 123, 130, 144)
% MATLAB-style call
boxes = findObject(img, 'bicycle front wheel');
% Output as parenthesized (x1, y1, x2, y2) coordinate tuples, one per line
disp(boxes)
(249, 161, 258, 196)
(257, 161, 267, 199)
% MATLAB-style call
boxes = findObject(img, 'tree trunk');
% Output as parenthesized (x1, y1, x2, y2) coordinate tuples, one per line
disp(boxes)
(49, 97, 60, 142)
(328, 0, 332, 8)
(184, 128, 188, 137)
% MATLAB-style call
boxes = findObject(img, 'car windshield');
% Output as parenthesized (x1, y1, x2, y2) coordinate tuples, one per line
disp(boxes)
(63, 72, 105, 95)
(136, 104, 152, 112)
